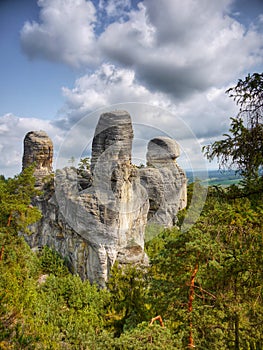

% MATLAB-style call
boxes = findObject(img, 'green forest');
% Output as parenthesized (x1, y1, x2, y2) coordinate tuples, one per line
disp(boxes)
(0, 74, 262, 349)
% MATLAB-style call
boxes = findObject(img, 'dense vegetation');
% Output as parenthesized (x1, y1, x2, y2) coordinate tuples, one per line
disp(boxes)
(0, 73, 262, 349)
(0, 172, 262, 349)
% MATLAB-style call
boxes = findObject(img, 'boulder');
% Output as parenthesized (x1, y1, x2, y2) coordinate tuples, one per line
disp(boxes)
(139, 136, 187, 227)
(146, 136, 180, 166)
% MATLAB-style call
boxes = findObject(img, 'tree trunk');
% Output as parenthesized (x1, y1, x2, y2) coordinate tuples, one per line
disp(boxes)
(7, 211, 12, 227)
(188, 262, 199, 348)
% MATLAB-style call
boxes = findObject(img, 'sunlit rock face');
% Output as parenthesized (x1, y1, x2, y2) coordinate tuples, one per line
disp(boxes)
(91, 110, 133, 172)
(23, 112, 187, 287)
(22, 131, 53, 188)
(146, 136, 180, 167)
(24, 111, 149, 288)
(139, 136, 187, 227)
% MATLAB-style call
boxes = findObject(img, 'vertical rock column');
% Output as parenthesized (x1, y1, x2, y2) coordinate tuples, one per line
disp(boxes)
(53, 111, 149, 286)
(89, 110, 149, 272)
(91, 110, 133, 171)
(22, 130, 53, 187)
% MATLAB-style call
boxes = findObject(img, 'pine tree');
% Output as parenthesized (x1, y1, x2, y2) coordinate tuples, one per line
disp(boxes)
(0, 165, 41, 234)
(203, 73, 263, 193)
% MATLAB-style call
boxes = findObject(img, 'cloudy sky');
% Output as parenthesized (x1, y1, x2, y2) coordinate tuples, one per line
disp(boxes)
(0, 0, 263, 177)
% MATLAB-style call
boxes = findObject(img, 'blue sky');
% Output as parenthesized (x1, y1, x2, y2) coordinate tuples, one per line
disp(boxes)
(0, 0, 263, 177)
(0, 0, 76, 119)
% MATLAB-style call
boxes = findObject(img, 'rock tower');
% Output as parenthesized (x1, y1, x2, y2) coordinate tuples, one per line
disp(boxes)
(22, 131, 53, 188)
(23, 111, 187, 287)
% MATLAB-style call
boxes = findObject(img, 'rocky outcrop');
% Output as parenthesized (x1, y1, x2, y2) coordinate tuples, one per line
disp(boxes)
(139, 137, 187, 227)
(25, 111, 149, 287)
(23, 112, 187, 287)
(22, 131, 53, 188)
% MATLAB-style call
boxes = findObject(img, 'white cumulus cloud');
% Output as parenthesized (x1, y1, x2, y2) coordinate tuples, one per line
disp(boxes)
(57, 63, 237, 138)
(53, 63, 238, 171)
(56, 63, 171, 128)
(16, 0, 263, 174)
(99, 0, 263, 98)
(20, 0, 263, 97)
(21, 0, 98, 67)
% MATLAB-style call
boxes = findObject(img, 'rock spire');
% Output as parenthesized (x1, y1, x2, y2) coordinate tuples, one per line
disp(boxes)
(22, 112, 187, 287)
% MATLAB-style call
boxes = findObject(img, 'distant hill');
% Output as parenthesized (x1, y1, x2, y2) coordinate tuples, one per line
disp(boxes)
(186, 169, 242, 187)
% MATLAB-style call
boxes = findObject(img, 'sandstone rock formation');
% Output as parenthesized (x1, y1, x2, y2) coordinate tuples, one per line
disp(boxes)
(139, 136, 187, 227)
(91, 111, 133, 172)
(25, 111, 149, 287)
(23, 111, 187, 287)
(22, 131, 53, 188)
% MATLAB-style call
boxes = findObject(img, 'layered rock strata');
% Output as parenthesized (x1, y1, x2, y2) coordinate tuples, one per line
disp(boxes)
(22, 131, 53, 188)
(23, 112, 187, 287)
(139, 136, 187, 227)
(24, 111, 149, 287)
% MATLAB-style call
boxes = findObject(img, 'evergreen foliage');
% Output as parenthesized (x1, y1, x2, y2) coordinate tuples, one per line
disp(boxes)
(203, 73, 263, 191)
(0, 165, 41, 234)
(147, 191, 263, 349)
(0, 179, 262, 349)
(1, 78, 263, 347)
(106, 263, 150, 335)
(77, 157, 91, 171)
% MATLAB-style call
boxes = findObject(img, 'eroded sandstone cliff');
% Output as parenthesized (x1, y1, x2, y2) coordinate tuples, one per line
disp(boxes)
(23, 111, 187, 287)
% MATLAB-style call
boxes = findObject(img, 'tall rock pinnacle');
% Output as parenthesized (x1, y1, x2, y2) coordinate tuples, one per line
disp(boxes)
(22, 130, 53, 187)
(22, 112, 187, 287)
